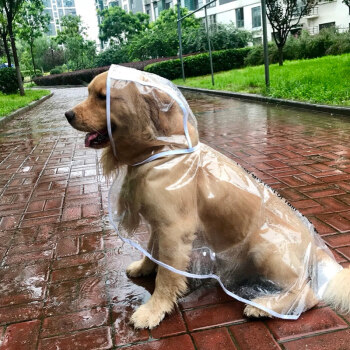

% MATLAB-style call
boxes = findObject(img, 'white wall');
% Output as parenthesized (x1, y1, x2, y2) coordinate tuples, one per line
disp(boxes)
(75, 0, 100, 45)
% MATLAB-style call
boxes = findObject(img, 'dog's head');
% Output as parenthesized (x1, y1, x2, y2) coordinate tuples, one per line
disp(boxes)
(65, 70, 198, 172)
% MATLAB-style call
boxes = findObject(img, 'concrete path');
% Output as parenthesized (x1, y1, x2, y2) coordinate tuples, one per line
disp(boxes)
(0, 88, 350, 349)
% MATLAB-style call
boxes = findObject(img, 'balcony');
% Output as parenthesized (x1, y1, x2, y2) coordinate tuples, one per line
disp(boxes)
(304, 6, 319, 19)
(293, 6, 318, 18)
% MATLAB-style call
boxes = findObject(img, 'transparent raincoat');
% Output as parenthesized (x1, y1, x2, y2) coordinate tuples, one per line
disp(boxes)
(107, 65, 342, 320)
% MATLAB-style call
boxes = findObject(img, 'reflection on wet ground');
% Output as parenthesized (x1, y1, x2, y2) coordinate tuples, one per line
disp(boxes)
(0, 88, 350, 349)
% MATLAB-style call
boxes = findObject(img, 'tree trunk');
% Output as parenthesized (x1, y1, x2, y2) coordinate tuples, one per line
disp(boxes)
(8, 25, 25, 96)
(1, 32, 12, 67)
(30, 41, 36, 75)
(278, 46, 284, 66)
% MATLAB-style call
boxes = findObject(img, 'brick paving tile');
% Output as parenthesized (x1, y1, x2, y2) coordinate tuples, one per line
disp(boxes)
(0, 320, 40, 350)
(123, 334, 195, 350)
(179, 284, 233, 310)
(323, 233, 350, 248)
(192, 327, 237, 350)
(113, 304, 150, 346)
(41, 307, 109, 338)
(337, 246, 350, 260)
(266, 307, 348, 341)
(283, 329, 350, 350)
(38, 326, 113, 350)
(151, 308, 186, 339)
(229, 321, 281, 350)
(0, 302, 42, 325)
(183, 301, 246, 331)
(2, 88, 350, 349)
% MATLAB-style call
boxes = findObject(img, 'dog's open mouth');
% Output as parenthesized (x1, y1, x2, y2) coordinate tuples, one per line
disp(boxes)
(85, 128, 110, 149)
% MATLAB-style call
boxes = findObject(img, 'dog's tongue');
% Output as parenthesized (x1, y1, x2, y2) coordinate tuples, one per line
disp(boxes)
(85, 132, 99, 147)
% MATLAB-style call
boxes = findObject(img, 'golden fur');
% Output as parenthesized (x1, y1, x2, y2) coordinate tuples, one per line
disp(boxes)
(67, 71, 350, 329)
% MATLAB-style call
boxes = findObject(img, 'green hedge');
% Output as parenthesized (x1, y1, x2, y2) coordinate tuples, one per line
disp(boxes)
(144, 47, 252, 80)
(0, 68, 19, 94)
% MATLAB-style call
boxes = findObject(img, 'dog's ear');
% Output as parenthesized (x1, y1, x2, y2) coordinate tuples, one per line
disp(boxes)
(142, 88, 184, 136)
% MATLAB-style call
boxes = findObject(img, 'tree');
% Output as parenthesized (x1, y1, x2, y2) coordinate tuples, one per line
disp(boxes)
(265, 0, 317, 65)
(343, 0, 350, 10)
(34, 35, 64, 71)
(56, 15, 96, 70)
(98, 6, 149, 44)
(0, 0, 25, 95)
(0, 8, 11, 66)
(17, 0, 50, 74)
(56, 14, 85, 45)
(127, 6, 200, 60)
(183, 22, 251, 54)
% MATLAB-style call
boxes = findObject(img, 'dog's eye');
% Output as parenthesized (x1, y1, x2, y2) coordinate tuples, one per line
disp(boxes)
(98, 93, 106, 100)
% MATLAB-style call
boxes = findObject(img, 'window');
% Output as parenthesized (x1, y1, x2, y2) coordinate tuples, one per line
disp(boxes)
(209, 14, 216, 27)
(44, 9, 53, 20)
(253, 37, 261, 45)
(219, 0, 234, 5)
(207, 0, 216, 8)
(65, 8, 76, 15)
(252, 6, 261, 28)
(63, 0, 75, 7)
(235, 7, 244, 28)
(145, 3, 151, 15)
(47, 22, 56, 36)
(57, 0, 62, 6)
(43, 0, 52, 7)
(124, 4, 127, 10)
(164, 0, 172, 10)
(153, 2, 158, 19)
(58, 9, 64, 17)
(319, 22, 335, 31)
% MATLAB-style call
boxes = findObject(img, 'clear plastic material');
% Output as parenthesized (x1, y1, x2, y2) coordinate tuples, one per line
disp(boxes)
(107, 65, 342, 320)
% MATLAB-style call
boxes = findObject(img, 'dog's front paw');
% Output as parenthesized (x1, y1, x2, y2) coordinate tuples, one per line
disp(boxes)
(130, 303, 166, 329)
(244, 304, 272, 318)
(126, 258, 155, 278)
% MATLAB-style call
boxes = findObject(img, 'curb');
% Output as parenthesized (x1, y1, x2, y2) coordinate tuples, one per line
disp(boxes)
(178, 86, 350, 117)
(0, 92, 54, 127)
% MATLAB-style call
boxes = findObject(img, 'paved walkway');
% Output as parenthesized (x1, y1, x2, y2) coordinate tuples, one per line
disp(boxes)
(0, 88, 350, 349)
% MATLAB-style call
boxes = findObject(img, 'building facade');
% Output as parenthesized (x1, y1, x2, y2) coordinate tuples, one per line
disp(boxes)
(43, 0, 100, 45)
(43, 0, 350, 49)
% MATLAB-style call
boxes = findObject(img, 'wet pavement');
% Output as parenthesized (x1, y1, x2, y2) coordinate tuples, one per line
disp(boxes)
(1, 87, 350, 349)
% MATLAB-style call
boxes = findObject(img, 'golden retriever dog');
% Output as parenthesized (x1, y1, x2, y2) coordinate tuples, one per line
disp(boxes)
(65, 69, 350, 329)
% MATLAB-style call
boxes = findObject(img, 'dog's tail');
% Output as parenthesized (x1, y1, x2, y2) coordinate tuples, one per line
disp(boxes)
(322, 267, 350, 314)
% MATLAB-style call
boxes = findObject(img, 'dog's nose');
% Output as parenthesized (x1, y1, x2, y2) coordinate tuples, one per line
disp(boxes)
(65, 110, 75, 123)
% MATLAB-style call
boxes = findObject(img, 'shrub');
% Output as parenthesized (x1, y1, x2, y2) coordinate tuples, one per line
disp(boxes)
(183, 23, 252, 54)
(50, 66, 64, 75)
(34, 66, 110, 86)
(244, 43, 279, 66)
(33, 56, 195, 86)
(95, 45, 129, 67)
(22, 69, 42, 77)
(0, 68, 19, 94)
(145, 47, 253, 80)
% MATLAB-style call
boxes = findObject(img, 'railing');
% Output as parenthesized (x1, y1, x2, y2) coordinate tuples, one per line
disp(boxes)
(305, 7, 319, 16)
(293, 6, 318, 18)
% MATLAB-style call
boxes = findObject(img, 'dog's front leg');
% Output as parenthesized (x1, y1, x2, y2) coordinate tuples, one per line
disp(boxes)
(126, 229, 157, 278)
(130, 224, 193, 329)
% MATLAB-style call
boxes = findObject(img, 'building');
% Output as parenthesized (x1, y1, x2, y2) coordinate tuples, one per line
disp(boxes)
(43, 0, 100, 46)
(43, 0, 350, 50)
(145, 0, 349, 43)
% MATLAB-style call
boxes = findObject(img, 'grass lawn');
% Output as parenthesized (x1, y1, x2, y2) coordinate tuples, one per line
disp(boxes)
(173, 53, 350, 106)
(0, 89, 51, 118)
